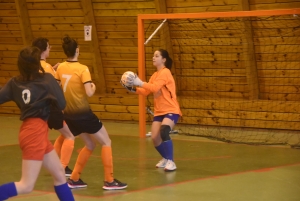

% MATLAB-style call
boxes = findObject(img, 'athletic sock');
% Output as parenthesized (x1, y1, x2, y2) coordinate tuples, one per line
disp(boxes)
(60, 138, 74, 168)
(155, 142, 167, 158)
(163, 140, 174, 161)
(70, 146, 92, 181)
(53, 134, 65, 156)
(0, 182, 17, 200)
(54, 183, 74, 201)
(101, 146, 114, 183)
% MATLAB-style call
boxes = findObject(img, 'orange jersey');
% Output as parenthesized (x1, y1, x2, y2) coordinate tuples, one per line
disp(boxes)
(40, 60, 56, 76)
(55, 61, 92, 119)
(136, 67, 182, 116)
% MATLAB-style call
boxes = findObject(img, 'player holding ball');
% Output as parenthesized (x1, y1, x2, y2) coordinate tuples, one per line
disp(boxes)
(121, 49, 182, 171)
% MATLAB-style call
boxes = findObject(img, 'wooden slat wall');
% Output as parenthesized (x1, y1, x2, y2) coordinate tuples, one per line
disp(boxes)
(1, 0, 300, 132)
(94, 0, 156, 94)
(0, 0, 23, 87)
(26, 0, 97, 79)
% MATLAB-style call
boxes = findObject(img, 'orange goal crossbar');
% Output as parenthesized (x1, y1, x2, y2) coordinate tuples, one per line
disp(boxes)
(137, 8, 300, 138)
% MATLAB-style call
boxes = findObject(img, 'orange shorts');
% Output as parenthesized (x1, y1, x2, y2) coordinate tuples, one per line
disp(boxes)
(19, 118, 54, 160)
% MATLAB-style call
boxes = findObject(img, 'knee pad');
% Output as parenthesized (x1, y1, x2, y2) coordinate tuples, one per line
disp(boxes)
(160, 125, 171, 141)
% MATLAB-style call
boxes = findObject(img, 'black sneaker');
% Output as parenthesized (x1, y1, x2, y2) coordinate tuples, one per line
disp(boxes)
(103, 179, 127, 190)
(67, 178, 87, 189)
(65, 166, 73, 177)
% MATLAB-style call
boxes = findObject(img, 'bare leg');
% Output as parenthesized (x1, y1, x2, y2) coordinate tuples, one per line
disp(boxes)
(151, 121, 162, 146)
(42, 149, 66, 186)
(14, 160, 42, 194)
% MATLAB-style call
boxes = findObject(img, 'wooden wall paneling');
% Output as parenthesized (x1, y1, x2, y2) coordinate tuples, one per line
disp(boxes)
(98, 38, 137, 46)
(255, 45, 300, 53)
(249, 0, 300, 10)
(14, 0, 33, 45)
(0, 106, 20, 115)
(26, 2, 82, 9)
(30, 17, 85, 24)
(0, 17, 19, 23)
(180, 98, 300, 112)
(92, 1, 154, 10)
(180, 116, 300, 130)
(182, 108, 300, 122)
(260, 77, 300, 85)
(167, 6, 240, 13)
(0, 70, 19, 77)
(0, 64, 17, 71)
(93, 1, 155, 17)
(153, 0, 173, 61)
(0, 57, 18, 63)
(175, 61, 245, 69)
(0, 2, 15, 9)
(254, 15, 300, 101)
(80, 0, 106, 93)
(30, 24, 88, 31)
(238, 0, 260, 99)
(179, 91, 249, 99)
(28, 10, 83, 17)
(26, 0, 80, 2)
(0, 50, 18, 57)
(0, 37, 24, 44)
(93, 0, 154, 96)
(173, 45, 243, 53)
(0, 10, 17, 17)
(94, 9, 155, 17)
(257, 62, 300, 69)
(260, 85, 300, 93)
(88, 94, 139, 105)
(0, 31, 21, 37)
(173, 53, 244, 61)
(260, 93, 300, 101)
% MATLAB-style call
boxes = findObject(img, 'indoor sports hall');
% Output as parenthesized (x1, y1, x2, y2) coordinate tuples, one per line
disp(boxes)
(1, 0, 300, 201)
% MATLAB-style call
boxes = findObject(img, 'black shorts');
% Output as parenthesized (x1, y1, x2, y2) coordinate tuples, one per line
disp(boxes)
(47, 106, 64, 130)
(64, 111, 103, 136)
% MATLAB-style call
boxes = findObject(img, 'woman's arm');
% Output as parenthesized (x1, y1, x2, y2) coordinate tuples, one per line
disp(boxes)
(136, 87, 151, 96)
(0, 79, 12, 105)
(84, 82, 96, 97)
(142, 70, 169, 93)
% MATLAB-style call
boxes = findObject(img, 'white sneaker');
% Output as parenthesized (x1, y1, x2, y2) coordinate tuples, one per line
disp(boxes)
(164, 160, 177, 171)
(156, 158, 168, 168)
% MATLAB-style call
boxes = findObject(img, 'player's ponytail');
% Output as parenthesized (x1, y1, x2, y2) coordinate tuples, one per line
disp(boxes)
(158, 49, 173, 70)
(62, 35, 78, 58)
(17, 46, 44, 81)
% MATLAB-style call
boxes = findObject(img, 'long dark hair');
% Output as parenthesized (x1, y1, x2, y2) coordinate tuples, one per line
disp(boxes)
(62, 35, 78, 58)
(158, 49, 173, 70)
(17, 46, 44, 81)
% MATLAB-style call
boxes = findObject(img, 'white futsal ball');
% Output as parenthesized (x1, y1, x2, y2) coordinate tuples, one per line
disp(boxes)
(121, 71, 135, 87)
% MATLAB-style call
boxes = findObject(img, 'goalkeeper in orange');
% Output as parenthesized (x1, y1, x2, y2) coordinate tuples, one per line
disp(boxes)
(121, 49, 182, 171)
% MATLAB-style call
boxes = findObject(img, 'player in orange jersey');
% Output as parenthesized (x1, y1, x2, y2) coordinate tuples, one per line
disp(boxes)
(0, 46, 74, 200)
(32, 37, 75, 177)
(55, 35, 127, 190)
(122, 49, 182, 171)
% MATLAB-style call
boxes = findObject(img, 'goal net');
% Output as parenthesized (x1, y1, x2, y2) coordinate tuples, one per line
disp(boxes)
(137, 9, 300, 148)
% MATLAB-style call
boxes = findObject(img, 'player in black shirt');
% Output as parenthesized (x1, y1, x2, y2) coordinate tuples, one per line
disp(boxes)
(0, 46, 74, 201)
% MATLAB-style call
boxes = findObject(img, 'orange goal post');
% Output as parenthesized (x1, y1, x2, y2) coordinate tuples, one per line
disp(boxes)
(137, 9, 300, 140)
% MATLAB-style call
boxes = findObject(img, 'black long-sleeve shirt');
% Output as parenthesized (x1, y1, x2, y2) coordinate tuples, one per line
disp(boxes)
(0, 73, 66, 121)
